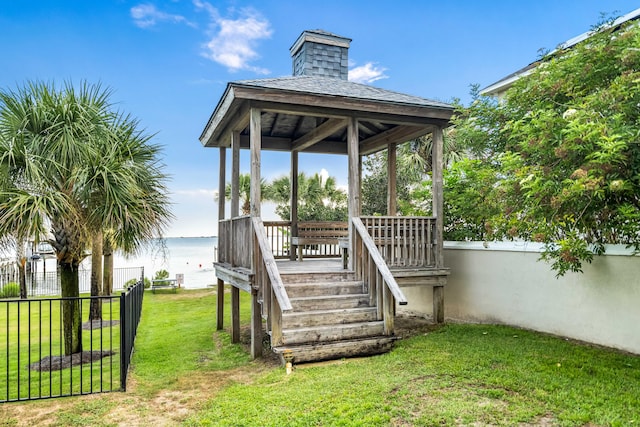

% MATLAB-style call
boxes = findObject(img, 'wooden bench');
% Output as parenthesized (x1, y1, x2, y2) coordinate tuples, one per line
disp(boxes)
(151, 278, 178, 293)
(290, 222, 349, 262)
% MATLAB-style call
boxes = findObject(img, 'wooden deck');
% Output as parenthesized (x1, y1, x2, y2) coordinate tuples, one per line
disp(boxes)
(214, 216, 449, 364)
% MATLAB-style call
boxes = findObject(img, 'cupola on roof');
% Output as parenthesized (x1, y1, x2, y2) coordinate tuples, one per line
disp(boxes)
(290, 29, 351, 80)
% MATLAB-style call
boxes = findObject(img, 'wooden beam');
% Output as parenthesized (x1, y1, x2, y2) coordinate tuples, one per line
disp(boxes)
(347, 117, 360, 270)
(387, 143, 397, 215)
(292, 118, 347, 152)
(231, 286, 240, 342)
(234, 87, 454, 122)
(432, 125, 445, 324)
(218, 147, 226, 221)
(433, 286, 444, 324)
(217, 147, 226, 331)
(250, 108, 261, 217)
(360, 125, 433, 156)
(290, 151, 299, 261)
(248, 99, 451, 128)
(432, 126, 444, 268)
(251, 287, 263, 358)
(239, 136, 348, 154)
(231, 131, 240, 217)
(216, 279, 224, 330)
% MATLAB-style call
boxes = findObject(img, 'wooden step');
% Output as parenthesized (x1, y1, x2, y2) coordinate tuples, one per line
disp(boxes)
(280, 271, 356, 284)
(281, 321, 385, 345)
(273, 336, 396, 364)
(289, 294, 370, 311)
(282, 307, 378, 329)
(285, 280, 364, 298)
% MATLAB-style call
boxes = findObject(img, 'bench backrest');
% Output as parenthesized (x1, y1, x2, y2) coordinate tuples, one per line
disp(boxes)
(297, 222, 348, 239)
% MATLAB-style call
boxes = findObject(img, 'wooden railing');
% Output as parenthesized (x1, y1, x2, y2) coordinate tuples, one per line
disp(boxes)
(361, 216, 436, 268)
(252, 217, 292, 347)
(263, 221, 291, 259)
(352, 217, 407, 335)
(218, 216, 253, 268)
(262, 220, 349, 259)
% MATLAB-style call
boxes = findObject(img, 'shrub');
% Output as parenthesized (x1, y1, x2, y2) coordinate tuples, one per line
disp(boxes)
(125, 277, 152, 289)
(153, 269, 170, 286)
(0, 282, 20, 298)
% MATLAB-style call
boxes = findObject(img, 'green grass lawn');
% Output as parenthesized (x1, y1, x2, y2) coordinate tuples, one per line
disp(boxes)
(0, 297, 122, 402)
(182, 321, 640, 426)
(130, 289, 253, 396)
(2, 289, 639, 426)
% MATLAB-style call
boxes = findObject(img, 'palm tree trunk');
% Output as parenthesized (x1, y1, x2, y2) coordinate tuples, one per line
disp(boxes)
(103, 237, 113, 296)
(89, 231, 103, 321)
(16, 240, 27, 299)
(60, 261, 82, 355)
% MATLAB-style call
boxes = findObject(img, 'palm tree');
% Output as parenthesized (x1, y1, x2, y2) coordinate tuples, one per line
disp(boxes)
(399, 130, 466, 181)
(83, 112, 172, 320)
(223, 173, 267, 215)
(0, 81, 172, 354)
(266, 172, 348, 221)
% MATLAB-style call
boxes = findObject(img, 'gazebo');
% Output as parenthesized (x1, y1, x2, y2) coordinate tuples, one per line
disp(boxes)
(200, 30, 453, 363)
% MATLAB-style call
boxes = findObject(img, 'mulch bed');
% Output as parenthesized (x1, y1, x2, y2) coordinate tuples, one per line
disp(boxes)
(27, 319, 120, 372)
(29, 350, 115, 372)
(82, 319, 119, 330)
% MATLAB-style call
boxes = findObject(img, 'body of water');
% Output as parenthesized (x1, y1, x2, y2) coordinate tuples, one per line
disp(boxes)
(113, 237, 218, 289)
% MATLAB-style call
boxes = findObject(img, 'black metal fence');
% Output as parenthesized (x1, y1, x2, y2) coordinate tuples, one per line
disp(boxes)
(1, 280, 145, 402)
(120, 279, 144, 391)
(0, 267, 144, 297)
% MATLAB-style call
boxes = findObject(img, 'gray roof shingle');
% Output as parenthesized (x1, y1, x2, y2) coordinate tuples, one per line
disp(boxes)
(232, 76, 452, 110)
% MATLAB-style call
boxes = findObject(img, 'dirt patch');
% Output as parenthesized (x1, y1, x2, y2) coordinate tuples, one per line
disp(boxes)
(28, 350, 115, 371)
(394, 314, 443, 339)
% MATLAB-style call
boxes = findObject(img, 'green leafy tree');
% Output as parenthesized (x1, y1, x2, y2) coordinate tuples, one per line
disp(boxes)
(454, 18, 640, 275)
(362, 131, 465, 216)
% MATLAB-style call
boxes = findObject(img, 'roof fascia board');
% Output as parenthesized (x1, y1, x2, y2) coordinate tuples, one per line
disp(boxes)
(200, 84, 237, 147)
(232, 86, 453, 122)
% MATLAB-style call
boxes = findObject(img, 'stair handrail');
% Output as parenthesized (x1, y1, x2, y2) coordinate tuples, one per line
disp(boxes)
(252, 217, 293, 312)
(352, 217, 408, 306)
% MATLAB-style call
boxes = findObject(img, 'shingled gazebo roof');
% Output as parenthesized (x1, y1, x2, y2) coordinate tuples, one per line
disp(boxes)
(200, 30, 453, 156)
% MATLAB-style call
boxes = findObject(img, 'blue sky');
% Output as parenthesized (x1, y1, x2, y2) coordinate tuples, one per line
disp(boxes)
(1, 0, 636, 237)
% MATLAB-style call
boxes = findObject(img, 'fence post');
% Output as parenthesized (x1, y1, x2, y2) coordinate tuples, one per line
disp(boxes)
(120, 290, 127, 391)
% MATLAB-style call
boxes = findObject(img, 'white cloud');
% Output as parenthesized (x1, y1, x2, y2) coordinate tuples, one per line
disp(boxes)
(131, 1, 272, 74)
(348, 62, 388, 84)
(196, 4, 272, 73)
(130, 3, 195, 28)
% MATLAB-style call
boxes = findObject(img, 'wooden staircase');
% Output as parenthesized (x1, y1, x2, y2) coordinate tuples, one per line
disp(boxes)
(271, 271, 397, 364)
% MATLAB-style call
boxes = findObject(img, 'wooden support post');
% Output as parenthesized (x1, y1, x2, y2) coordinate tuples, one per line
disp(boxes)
(382, 286, 394, 335)
(251, 287, 263, 358)
(433, 286, 444, 324)
(231, 286, 240, 342)
(249, 108, 263, 358)
(290, 151, 299, 261)
(217, 147, 226, 330)
(347, 117, 360, 270)
(270, 297, 283, 346)
(387, 143, 397, 216)
(432, 126, 445, 324)
(250, 108, 261, 218)
(216, 279, 224, 331)
(231, 131, 240, 217)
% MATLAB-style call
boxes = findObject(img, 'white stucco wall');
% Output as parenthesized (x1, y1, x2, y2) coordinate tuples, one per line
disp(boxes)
(398, 242, 640, 354)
